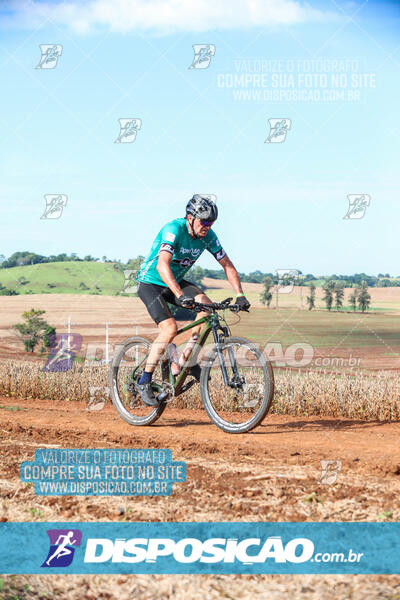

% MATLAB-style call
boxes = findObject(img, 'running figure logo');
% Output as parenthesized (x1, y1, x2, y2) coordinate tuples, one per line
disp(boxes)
(343, 194, 371, 219)
(42, 333, 82, 372)
(41, 194, 67, 219)
(87, 386, 110, 411)
(276, 269, 299, 294)
(122, 269, 138, 294)
(42, 529, 82, 567)
(114, 118, 142, 143)
(318, 460, 342, 485)
(36, 45, 63, 69)
(189, 44, 216, 69)
(265, 119, 291, 143)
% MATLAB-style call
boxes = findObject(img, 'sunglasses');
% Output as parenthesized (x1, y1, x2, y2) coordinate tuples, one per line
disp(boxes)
(199, 219, 215, 227)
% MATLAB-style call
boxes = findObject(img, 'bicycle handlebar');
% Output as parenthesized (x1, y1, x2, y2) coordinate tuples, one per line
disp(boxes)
(192, 297, 249, 313)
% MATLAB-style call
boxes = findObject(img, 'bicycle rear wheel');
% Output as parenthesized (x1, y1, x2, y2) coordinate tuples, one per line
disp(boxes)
(109, 336, 166, 426)
(200, 336, 274, 433)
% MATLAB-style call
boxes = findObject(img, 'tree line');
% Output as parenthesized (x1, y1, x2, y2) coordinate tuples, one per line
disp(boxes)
(260, 277, 372, 313)
(0, 251, 113, 268)
(1, 252, 398, 287)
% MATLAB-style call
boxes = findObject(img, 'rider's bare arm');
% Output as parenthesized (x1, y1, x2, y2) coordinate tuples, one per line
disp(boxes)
(156, 251, 183, 298)
(217, 254, 244, 296)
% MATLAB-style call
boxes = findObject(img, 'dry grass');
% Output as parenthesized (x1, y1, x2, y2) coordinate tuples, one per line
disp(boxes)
(1, 573, 400, 600)
(1, 362, 400, 421)
(273, 370, 400, 421)
(0, 362, 108, 404)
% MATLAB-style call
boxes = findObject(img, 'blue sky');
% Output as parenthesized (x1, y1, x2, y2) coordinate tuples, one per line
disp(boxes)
(0, 0, 399, 275)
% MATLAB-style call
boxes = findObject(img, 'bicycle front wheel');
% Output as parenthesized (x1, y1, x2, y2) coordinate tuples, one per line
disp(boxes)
(109, 336, 166, 426)
(200, 336, 274, 433)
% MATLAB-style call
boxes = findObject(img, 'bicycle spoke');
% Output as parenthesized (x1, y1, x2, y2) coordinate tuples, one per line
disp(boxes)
(110, 338, 166, 425)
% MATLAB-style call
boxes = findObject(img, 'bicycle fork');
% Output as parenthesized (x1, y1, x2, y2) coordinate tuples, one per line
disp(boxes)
(212, 326, 241, 388)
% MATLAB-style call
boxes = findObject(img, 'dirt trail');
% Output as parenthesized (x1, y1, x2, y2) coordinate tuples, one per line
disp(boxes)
(0, 396, 399, 524)
(1, 397, 400, 598)
(1, 397, 400, 471)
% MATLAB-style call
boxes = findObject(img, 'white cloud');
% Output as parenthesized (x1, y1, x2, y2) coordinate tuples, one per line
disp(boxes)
(3, 0, 338, 34)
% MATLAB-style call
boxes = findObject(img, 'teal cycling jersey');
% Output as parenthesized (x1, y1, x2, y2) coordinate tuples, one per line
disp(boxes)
(136, 217, 226, 287)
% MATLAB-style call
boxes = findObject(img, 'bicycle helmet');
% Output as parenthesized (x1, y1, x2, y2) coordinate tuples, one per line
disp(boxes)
(186, 195, 218, 222)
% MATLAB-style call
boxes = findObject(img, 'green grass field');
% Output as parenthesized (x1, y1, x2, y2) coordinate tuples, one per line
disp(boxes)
(0, 262, 124, 295)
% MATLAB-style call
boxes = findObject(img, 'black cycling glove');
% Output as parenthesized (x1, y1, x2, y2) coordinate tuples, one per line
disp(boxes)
(177, 294, 195, 309)
(235, 295, 251, 310)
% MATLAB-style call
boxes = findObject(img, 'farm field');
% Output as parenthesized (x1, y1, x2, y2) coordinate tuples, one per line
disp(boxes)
(204, 278, 400, 312)
(1, 294, 400, 372)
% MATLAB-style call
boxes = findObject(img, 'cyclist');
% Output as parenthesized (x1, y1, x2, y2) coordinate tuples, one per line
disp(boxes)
(135, 195, 250, 406)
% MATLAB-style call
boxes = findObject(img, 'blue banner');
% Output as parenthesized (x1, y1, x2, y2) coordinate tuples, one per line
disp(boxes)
(0, 522, 399, 574)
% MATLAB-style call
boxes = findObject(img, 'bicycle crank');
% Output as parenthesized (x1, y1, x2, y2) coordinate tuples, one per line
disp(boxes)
(156, 382, 175, 403)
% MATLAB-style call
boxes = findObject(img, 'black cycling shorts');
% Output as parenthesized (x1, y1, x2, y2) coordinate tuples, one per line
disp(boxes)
(137, 279, 203, 325)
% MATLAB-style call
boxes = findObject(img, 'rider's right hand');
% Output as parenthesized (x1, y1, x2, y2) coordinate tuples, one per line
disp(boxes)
(177, 294, 195, 309)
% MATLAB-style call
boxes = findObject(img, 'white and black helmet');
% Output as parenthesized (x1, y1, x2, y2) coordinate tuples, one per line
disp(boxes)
(186, 194, 218, 221)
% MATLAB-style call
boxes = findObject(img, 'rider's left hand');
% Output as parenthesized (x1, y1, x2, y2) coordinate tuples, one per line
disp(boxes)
(235, 295, 251, 310)
(177, 294, 196, 309)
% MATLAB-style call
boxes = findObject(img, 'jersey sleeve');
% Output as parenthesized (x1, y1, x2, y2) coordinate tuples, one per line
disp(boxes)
(159, 221, 181, 255)
(206, 230, 226, 261)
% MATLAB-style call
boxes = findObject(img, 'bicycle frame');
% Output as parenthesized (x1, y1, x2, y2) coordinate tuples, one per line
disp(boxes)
(130, 299, 244, 399)
(167, 310, 234, 396)
(111, 297, 273, 433)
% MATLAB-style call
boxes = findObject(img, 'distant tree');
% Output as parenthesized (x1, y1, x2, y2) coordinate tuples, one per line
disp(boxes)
(17, 276, 29, 286)
(334, 282, 345, 310)
(203, 268, 226, 280)
(358, 281, 371, 313)
(13, 309, 51, 352)
(278, 271, 298, 293)
(125, 256, 145, 271)
(322, 280, 335, 311)
(1, 251, 39, 268)
(260, 276, 273, 308)
(187, 266, 206, 291)
(245, 270, 265, 284)
(38, 325, 57, 354)
(43, 325, 56, 348)
(0, 282, 18, 296)
(349, 287, 359, 312)
(306, 282, 316, 311)
(83, 255, 99, 262)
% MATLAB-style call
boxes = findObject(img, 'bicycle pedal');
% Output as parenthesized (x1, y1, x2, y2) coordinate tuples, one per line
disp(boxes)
(156, 390, 169, 402)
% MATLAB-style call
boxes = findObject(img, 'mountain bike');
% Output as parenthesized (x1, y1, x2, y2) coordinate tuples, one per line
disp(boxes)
(109, 298, 274, 433)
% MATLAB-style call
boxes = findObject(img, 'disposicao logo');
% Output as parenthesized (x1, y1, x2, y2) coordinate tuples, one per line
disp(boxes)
(41, 529, 82, 568)
(83, 536, 314, 564)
